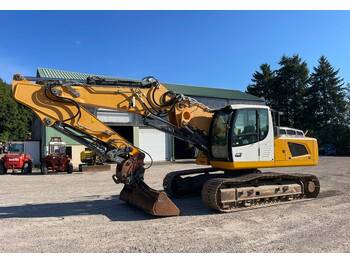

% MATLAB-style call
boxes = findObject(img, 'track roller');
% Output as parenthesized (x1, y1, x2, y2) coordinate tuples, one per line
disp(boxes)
(201, 172, 320, 213)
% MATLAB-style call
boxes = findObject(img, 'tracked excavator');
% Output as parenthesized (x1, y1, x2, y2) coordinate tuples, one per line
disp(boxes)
(11, 74, 320, 216)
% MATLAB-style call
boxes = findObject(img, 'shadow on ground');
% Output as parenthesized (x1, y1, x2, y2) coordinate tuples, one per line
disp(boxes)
(9, 172, 85, 176)
(0, 195, 212, 221)
(0, 189, 339, 222)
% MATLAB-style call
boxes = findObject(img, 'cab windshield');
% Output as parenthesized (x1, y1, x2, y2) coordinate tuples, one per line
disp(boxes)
(210, 110, 232, 160)
(49, 144, 66, 155)
(8, 143, 24, 153)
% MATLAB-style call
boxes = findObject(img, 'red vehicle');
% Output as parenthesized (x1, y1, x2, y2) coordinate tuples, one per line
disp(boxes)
(41, 137, 73, 174)
(0, 142, 32, 175)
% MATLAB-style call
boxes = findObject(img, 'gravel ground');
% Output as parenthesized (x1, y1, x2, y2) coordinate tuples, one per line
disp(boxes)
(0, 157, 349, 252)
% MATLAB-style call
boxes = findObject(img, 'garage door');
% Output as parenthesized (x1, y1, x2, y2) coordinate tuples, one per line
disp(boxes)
(139, 128, 166, 162)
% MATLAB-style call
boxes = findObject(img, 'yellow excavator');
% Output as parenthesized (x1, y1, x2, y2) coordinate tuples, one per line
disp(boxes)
(11, 74, 320, 216)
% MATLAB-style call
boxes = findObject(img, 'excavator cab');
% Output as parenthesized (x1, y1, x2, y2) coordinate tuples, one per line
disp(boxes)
(209, 105, 318, 170)
(209, 105, 274, 163)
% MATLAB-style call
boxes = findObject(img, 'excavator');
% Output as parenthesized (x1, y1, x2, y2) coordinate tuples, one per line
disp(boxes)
(11, 74, 320, 216)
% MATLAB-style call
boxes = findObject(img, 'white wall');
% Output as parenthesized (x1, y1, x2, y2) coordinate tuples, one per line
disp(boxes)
(138, 127, 166, 162)
(70, 145, 86, 168)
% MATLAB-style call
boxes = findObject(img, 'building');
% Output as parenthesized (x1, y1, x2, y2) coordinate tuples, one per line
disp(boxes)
(32, 68, 264, 166)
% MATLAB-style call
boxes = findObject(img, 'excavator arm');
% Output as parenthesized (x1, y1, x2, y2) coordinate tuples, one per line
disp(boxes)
(12, 74, 214, 216)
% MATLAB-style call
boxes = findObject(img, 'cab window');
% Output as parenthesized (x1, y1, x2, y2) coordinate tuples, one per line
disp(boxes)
(232, 109, 258, 147)
(287, 130, 296, 135)
(232, 109, 269, 147)
(258, 109, 269, 140)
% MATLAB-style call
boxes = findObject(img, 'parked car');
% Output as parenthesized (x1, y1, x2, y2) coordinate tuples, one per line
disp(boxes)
(319, 144, 337, 156)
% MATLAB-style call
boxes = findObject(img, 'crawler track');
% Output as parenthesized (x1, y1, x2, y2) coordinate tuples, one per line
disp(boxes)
(163, 168, 320, 213)
(202, 172, 320, 212)
(163, 167, 219, 197)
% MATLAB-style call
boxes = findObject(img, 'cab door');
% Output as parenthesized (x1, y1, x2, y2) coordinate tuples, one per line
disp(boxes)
(231, 109, 259, 162)
(210, 110, 233, 161)
(257, 109, 274, 161)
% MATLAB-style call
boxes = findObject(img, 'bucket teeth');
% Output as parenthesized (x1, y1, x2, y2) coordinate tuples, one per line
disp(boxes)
(120, 181, 180, 217)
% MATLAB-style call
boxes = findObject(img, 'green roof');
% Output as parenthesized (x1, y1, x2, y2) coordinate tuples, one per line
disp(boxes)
(163, 83, 263, 102)
(36, 68, 264, 102)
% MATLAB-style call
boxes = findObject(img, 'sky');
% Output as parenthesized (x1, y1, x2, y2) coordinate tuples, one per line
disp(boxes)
(0, 11, 350, 91)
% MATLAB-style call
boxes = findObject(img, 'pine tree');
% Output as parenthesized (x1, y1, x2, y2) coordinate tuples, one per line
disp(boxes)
(305, 56, 349, 152)
(306, 56, 346, 128)
(247, 55, 309, 128)
(273, 55, 309, 128)
(344, 83, 350, 127)
(246, 63, 275, 104)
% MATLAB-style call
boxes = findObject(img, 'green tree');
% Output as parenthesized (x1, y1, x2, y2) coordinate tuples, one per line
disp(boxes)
(344, 83, 350, 127)
(273, 55, 309, 128)
(246, 63, 275, 103)
(305, 56, 349, 153)
(0, 78, 34, 141)
(306, 56, 346, 128)
(247, 55, 309, 128)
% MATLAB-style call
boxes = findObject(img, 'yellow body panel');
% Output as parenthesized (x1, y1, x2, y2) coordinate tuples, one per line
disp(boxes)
(210, 137, 318, 170)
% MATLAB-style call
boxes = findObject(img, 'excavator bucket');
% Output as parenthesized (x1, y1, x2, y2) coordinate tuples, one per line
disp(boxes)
(120, 181, 180, 216)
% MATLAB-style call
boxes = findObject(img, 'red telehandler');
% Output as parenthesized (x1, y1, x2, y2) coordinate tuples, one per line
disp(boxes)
(0, 142, 32, 174)
(40, 137, 73, 174)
